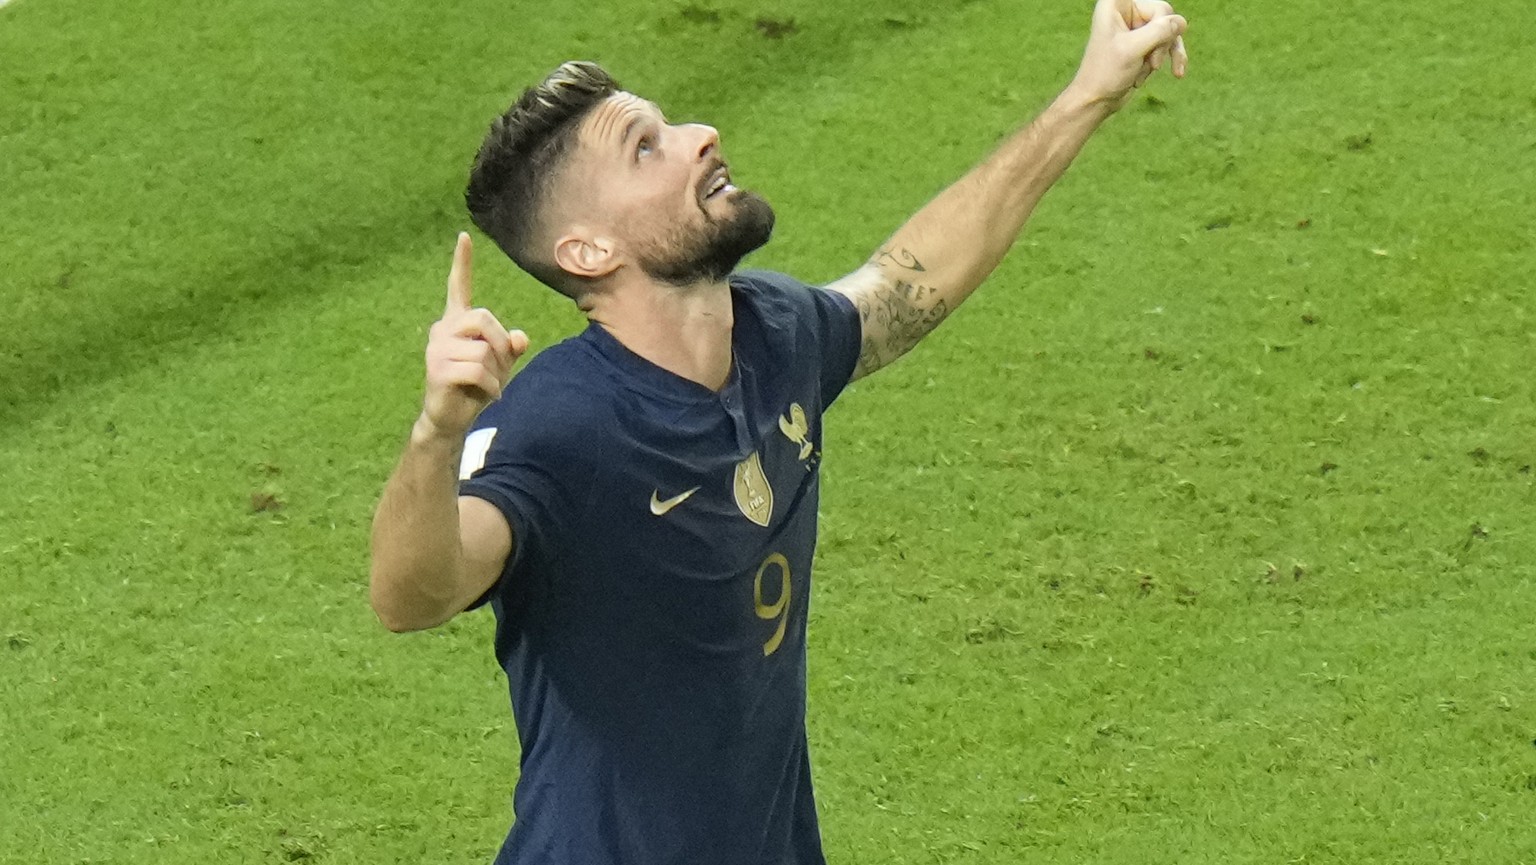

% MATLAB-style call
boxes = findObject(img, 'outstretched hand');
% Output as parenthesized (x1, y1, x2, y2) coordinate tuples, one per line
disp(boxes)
(1069, 0, 1189, 113)
(419, 233, 530, 439)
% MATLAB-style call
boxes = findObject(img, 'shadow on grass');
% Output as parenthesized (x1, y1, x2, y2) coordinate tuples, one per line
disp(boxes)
(0, 0, 994, 432)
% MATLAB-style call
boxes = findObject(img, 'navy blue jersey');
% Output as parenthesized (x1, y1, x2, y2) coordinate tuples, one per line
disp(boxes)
(457, 271, 861, 865)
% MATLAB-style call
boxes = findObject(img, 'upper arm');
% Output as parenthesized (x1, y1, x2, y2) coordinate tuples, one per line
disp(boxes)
(824, 265, 884, 381)
(456, 494, 514, 613)
(826, 259, 951, 381)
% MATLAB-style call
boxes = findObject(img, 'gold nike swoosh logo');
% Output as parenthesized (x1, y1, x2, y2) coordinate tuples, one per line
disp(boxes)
(650, 486, 701, 516)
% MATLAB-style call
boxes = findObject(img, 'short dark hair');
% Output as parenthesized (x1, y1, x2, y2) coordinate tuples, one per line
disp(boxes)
(465, 61, 620, 297)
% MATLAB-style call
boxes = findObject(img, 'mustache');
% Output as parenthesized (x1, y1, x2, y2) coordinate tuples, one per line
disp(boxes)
(696, 157, 729, 200)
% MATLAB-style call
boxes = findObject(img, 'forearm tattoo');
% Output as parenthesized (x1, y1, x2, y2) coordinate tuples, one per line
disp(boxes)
(873, 247, 927, 272)
(854, 248, 949, 377)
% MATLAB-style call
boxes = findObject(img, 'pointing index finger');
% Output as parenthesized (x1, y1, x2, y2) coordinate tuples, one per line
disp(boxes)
(446, 232, 473, 316)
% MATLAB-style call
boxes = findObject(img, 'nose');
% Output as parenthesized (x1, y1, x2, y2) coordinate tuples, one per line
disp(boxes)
(689, 123, 719, 160)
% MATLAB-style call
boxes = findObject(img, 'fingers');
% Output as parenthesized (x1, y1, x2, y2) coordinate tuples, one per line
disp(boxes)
(1110, 0, 1169, 28)
(426, 335, 512, 408)
(1127, 0, 1185, 76)
(446, 232, 474, 317)
(1138, 0, 1174, 70)
(449, 314, 530, 369)
(425, 231, 535, 430)
(436, 233, 523, 378)
(442, 360, 504, 402)
(1077, 0, 1187, 114)
(444, 334, 505, 373)
(1137, 1, 1188, 77)
(428, 308, 529, 398)
(1124, 13, 1187, 64)
(452, 308, 515, 370)
(508, 329, 530, 357)
(421, 234, 532, 431)
(436, 323, 517, 383)
(1098, 0, 1135, 32)
(450, 308, 510, 341)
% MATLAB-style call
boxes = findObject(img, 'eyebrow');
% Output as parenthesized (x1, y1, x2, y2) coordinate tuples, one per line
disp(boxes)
(616, 100, 663, 151)
(619, 114, 644, 149)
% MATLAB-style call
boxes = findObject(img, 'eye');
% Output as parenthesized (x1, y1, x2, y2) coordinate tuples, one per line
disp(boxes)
(636, 136, 655, 159)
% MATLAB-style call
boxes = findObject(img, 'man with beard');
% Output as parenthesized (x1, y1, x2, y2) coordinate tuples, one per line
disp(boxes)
(369, 1, 1189, 862)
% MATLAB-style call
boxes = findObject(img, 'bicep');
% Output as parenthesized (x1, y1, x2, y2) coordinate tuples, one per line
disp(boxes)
(827, 263, 950, 381)
(825, 266, 885, 381)
(456, 494, 514, 611)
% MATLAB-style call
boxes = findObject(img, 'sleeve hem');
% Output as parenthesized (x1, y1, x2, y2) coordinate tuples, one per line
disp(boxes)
(819, 286, 862, 404)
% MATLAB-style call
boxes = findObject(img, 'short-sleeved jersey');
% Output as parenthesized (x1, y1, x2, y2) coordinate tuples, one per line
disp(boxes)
(457, 270, 861, 865)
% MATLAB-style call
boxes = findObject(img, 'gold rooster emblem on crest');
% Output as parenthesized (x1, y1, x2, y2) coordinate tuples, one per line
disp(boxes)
(778, 403, 813, 461)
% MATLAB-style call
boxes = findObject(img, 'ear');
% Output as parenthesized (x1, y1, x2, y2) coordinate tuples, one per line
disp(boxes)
(553, 231, 620, 280)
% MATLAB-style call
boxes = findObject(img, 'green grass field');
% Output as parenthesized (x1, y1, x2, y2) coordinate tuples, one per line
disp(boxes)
(4, 0, 1535, 861)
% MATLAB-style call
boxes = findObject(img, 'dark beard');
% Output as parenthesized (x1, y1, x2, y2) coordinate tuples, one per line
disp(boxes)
(638, 190, 776, 286)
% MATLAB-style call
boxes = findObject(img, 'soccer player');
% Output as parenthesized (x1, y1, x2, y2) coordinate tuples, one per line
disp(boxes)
(369, 1, 1189, 861)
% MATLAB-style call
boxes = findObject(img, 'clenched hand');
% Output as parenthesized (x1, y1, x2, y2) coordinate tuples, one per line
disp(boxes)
(1069, 0, 1190, 113)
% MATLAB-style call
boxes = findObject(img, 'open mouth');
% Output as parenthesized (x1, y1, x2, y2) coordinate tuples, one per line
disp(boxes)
(699, 164, 735, 203)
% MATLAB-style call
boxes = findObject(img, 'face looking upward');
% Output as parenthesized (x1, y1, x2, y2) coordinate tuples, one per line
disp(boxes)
(550, 92, 776, 289)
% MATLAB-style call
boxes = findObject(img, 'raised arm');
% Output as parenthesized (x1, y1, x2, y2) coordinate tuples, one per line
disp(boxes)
(369, 234, 530, 632)
(828, 0, 1189, 380)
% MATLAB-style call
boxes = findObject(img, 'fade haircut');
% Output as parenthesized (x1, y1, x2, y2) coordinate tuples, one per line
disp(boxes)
(465, 61, 619, 297)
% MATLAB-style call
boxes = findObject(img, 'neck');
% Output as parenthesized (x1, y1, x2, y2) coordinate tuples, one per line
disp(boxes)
(586, 274, 735, 391)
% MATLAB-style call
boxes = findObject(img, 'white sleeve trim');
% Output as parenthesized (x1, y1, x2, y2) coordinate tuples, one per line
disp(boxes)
(458, 427, 498, 480)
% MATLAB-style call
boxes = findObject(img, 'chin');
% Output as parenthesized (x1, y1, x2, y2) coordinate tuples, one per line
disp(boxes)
(724, 188, 774, 229)
(640, 191, 776, 285)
